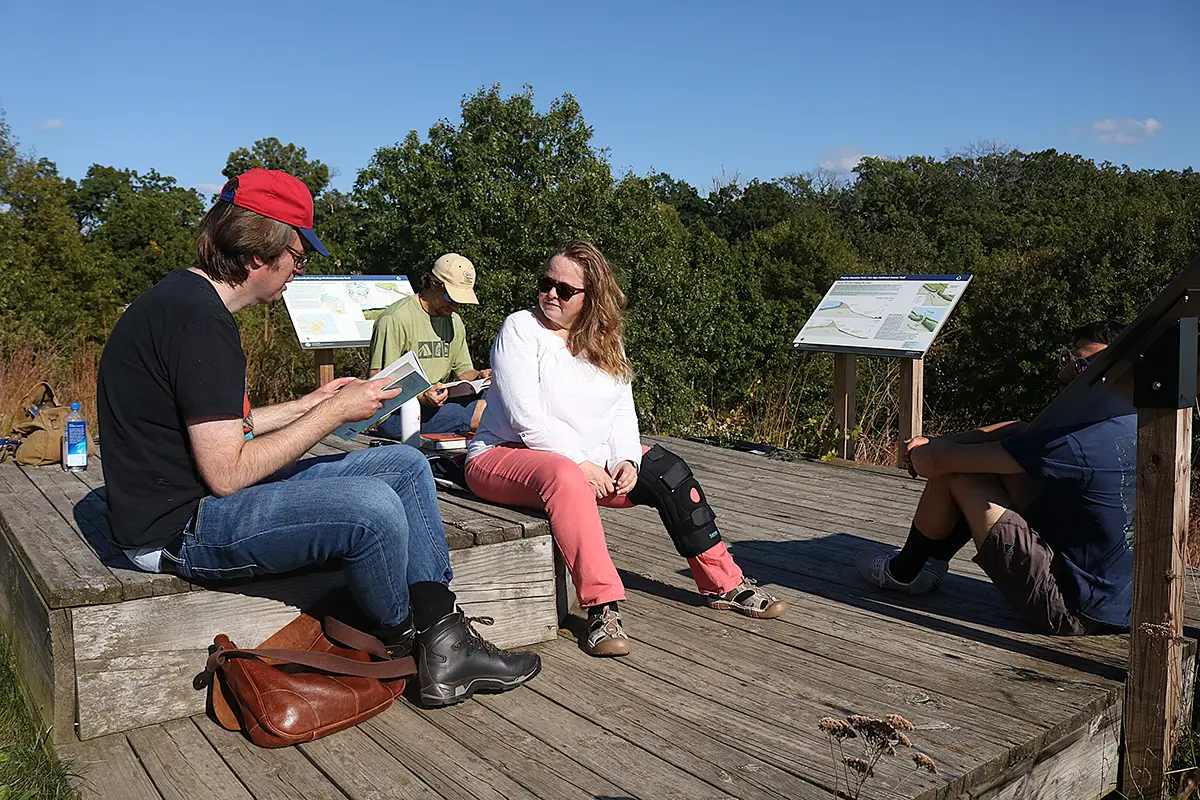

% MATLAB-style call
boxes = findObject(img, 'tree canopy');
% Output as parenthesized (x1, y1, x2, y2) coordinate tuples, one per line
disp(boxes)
(2, 92, 1198, 449)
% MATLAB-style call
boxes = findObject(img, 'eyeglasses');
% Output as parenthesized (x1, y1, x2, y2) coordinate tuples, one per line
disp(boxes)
(1058, 347, 1096, 373)
(537, 276, 585, 301)
(284, 244, 311, 271)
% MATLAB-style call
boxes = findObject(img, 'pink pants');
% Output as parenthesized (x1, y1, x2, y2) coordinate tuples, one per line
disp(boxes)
(464, 443, 744, 607)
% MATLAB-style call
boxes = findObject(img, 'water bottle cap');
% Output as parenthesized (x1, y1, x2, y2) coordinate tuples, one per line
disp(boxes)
(70, 402, 81, 411)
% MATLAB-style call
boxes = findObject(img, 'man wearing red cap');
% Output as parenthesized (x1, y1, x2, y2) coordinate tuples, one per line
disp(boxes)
(97, 169, 540, 707)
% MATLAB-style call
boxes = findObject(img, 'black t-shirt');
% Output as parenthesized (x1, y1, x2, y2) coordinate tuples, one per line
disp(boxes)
(1001, 412, 1137, 627)
(97, 270, 248, 548)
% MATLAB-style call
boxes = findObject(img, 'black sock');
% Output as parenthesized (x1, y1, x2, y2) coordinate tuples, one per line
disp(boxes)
(588, 601, 619, 618)
(888, 524, 938, 583)
(927, 518, 973, 562)
(410, 582, 457, 631)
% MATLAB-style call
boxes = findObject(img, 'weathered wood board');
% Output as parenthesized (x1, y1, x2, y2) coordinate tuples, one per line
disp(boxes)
(72, 536, 557, 739)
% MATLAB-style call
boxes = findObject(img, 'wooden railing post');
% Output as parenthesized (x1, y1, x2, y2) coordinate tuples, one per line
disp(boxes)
(1124, 317, 1197, 800)
(899, 358, 924, 465)
(313, 348, 335, 388)
(833, 353, 857, 460)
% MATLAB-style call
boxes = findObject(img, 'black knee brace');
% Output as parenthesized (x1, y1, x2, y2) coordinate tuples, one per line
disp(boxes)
(627, 445, 722, 558)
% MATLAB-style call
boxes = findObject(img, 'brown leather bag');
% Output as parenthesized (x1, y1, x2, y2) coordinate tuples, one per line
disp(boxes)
(195, 613, 416, 748)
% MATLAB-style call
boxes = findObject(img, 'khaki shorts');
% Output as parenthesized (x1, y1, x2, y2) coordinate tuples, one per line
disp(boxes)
(971, 509, 1094, 636)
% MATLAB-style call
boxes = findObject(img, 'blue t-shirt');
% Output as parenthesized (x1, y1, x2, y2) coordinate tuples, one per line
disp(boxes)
(1001, 413, 1137, 628)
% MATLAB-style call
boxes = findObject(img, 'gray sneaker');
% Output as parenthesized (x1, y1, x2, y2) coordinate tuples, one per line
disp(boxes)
(855, 549, 948, 595)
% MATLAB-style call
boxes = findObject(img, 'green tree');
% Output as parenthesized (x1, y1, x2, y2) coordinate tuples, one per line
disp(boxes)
(0, 154, 118, 338)
(223, 137, 332, 197)
(69, 165, 205, 300)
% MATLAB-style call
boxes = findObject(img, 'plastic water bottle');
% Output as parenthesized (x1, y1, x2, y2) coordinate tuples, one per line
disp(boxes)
(62, 402, 88, 473)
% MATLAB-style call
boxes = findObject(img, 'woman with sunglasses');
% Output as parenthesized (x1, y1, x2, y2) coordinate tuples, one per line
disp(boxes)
(464, 240, 786, 657)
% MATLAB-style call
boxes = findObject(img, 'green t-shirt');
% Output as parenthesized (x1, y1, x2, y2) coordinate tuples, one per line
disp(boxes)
(368, 294, 473, 383)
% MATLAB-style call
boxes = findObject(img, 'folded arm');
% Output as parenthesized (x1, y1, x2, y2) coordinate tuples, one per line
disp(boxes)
(910, 438, 1025, 479)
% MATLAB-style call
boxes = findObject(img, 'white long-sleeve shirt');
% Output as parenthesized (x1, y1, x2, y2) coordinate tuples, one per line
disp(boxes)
(466, 309, 643, 470)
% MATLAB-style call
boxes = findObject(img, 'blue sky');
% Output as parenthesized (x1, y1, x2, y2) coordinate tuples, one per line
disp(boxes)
(3, 0, 1197, 196)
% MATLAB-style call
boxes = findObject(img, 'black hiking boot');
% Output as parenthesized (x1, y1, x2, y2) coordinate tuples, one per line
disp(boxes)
(374, 619, 415, 659)
(416, 609, 541, 707)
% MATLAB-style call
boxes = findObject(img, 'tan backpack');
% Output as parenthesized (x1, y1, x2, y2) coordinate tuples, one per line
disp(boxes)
(7, 383, 90, 467)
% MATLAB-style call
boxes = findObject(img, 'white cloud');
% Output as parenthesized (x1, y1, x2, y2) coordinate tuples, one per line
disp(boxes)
(1089, 117, 1162, 144)
(195, 183, 224, 194)
(38, 118, 63, 131)
(818, 147, 879, 174)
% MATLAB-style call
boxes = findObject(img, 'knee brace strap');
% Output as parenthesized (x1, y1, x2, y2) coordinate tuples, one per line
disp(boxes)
(629, 445, 721, 558)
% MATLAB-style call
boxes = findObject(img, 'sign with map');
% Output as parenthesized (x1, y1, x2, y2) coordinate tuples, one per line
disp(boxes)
(282, 275, 414, 349)
(792, 274, 971, 358)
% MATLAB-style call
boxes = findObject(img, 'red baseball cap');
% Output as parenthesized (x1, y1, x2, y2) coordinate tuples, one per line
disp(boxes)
(219, 168, 329, 256)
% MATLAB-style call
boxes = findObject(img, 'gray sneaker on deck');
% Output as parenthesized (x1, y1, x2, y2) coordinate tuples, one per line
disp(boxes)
(855, 549, 948, 595)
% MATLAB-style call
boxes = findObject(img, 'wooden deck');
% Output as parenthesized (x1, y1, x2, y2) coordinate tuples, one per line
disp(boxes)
(13, 437, 1200, 799)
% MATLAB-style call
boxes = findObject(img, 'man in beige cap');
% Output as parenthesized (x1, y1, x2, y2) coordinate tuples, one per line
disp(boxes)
(369, 254, 490, 437)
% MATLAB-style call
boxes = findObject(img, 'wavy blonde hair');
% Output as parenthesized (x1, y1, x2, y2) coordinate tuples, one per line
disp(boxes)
(547, 239, 632, 382)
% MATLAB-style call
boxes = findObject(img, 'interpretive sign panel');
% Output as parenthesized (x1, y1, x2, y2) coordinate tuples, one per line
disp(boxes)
(792, 274, 971, 358)
(282, 275, 414, 349)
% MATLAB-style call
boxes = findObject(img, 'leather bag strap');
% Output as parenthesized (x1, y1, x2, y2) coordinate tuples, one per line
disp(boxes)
(201, 646, 415, 683)
(322, 616, 392, 659)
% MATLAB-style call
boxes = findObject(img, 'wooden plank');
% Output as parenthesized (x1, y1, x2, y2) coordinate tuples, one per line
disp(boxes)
(601, 510, 1136, 673)
(31, 465, 192, 599)
(477, 681, 734, 800)
(193, 714, 347, 800)
(72, 537, 556, 738)
(59, 732, 162, 799)
(448, 536, 558, 648)
(0, 519, 77, 743)
(606, 580, 1121, 799)
(1125, 405, 1193, 800)
(437, 490, 547, 543)
(603, 522, 1121, 721)
(73, 571, 346, 739)
(656, 434, 921, 494)
(898, 357, 923, 466)
(533, 644, 836, 799)
(314, 347, 336, 387)
(127, 718, 254, 800)
(362, 703, 536, 800)
(298, 726, 439, 800)
(415, 697, 625, 800)
(0, 462, 122, 606)
(833, 352, 857, 460)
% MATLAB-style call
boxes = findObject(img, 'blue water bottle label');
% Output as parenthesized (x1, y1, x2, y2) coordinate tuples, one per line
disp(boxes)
(65, 420, 88, 467)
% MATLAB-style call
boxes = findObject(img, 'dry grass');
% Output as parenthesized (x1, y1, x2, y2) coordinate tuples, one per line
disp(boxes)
(0, 336, 101, 437)
(817, 712, 937, 799)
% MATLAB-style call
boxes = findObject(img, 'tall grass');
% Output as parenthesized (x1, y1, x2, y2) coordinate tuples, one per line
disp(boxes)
(0, 633, 74, 799)
(0, 331, 101, 438)
(686, 354, 925, 467)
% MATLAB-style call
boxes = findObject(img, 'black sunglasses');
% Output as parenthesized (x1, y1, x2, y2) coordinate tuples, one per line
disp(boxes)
(538, 276, 585, 301)
(1058, 347, 1096, 373)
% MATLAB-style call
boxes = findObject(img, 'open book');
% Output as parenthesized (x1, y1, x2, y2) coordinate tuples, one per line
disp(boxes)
(441, 377, 490, 399)
(332, 352, 431, 440)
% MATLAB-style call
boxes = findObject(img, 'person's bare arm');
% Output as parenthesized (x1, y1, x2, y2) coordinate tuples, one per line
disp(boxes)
(251, 377, 358, 434)
(187, 380, 399, 496)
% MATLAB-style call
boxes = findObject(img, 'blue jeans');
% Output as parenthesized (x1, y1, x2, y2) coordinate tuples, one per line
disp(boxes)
(168, 445, 453, 627)
(378, 395, 482, 438)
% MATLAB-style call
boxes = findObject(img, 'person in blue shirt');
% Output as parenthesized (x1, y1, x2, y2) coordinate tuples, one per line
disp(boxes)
(856, 320, 1133, 634)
